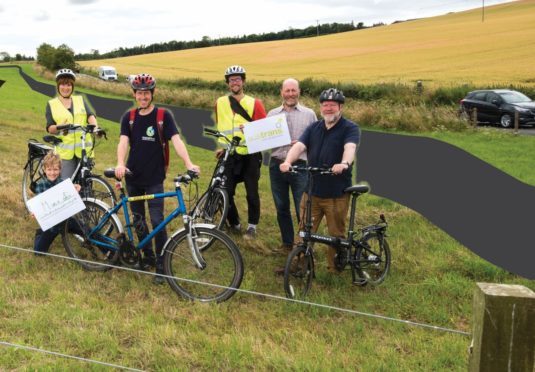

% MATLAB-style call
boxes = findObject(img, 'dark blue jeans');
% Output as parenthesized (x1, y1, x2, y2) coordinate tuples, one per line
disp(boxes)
(34, 220, 83, 254)
(126, 183, 166, 268)
(34, 225, 62, 254)
(269, 159, 308, 246)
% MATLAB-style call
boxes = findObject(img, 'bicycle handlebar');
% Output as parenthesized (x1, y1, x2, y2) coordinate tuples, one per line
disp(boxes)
(55, 124, 107, 137)
(289, 165, 334, 175)
(174, 169, 200, 184)
(203, 127, 242, 147)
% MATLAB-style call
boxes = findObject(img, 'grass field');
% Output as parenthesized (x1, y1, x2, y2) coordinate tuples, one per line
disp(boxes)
(1, 61, 534, 369)
(79, 1, 535, 86)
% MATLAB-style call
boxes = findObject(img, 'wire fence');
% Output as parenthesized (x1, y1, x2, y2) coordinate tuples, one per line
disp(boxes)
(0, 241, 471, 369)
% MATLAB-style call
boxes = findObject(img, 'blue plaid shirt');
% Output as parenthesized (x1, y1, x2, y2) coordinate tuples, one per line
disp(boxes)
(34, 177, 64, 195)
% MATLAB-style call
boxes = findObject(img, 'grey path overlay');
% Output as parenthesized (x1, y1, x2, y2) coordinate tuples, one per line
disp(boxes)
(3, 65, 533, 279)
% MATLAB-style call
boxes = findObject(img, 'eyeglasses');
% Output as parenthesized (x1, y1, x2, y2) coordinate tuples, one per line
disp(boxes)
(228, 77, 243, 83)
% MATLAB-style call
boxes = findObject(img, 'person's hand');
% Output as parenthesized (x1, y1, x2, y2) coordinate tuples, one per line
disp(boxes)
(280, 161, 292, 173)
(290, 140, 298, 145)
(73, 184, 81, 193)
(215, 149, 225, 159)
(188, 164, 201, 175)
(331, 163, 349, 175)
(115, 165, 128, 180)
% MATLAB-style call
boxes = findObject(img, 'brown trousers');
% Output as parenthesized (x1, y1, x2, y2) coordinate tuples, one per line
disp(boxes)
(298, 193, 350, 271)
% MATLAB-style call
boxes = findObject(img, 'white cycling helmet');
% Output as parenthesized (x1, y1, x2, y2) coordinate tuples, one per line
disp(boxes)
(224, 65, 246, 82)
(55, 68, 76, 82)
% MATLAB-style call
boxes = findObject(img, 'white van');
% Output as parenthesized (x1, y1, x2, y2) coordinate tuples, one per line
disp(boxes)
(98, 66, 118, 81)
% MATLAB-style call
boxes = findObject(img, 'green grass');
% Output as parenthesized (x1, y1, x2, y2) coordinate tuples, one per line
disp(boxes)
(1, 66, 534, 370)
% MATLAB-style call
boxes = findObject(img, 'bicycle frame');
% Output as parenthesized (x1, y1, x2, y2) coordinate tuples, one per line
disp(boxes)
(203, 128, 241, 190)
(295, 166, 386, 271)
(87, 183, 188, 253)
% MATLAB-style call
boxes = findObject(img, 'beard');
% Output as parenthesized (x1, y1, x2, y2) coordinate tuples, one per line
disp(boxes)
(321, 111, 341, 125)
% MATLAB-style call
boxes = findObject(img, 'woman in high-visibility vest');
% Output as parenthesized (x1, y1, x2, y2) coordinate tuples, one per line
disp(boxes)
(45, 68, 99, 179)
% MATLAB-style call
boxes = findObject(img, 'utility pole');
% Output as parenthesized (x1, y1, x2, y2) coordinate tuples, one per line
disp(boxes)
(316, 20, 320, 36)
(482, 0, 485, 22)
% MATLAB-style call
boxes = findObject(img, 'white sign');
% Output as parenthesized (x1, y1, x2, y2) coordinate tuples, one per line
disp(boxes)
(27, 179, 86, 231)
(243, 114, 291, 153)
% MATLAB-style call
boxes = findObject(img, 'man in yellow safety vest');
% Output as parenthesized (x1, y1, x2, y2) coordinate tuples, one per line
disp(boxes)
(215, 65, 266, 240)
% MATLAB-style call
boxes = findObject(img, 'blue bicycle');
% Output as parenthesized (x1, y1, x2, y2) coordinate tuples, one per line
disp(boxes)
(62, 169, 244, 302)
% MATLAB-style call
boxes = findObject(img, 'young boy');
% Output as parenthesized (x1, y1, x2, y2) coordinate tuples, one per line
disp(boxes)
(32, 151, 80, 255)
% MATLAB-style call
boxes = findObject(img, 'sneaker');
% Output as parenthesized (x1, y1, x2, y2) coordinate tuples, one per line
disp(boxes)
(243, 227, 256, 240)
(227, 224, 241, 236)
(152, 274, 166, 285)
(141, 255, 156, 270)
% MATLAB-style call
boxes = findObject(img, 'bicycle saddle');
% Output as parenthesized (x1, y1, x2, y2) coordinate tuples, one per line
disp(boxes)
(43, 135, 62, 146)
(344, 184, 369, 195)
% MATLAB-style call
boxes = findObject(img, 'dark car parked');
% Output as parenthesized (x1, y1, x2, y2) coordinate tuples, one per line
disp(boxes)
(459, 89, 535, 128)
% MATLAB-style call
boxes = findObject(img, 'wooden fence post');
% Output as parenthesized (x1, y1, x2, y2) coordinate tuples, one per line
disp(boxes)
(471, 107, 478, 127)
(469, 283, 535, 372)
(514, 111, 520, 133)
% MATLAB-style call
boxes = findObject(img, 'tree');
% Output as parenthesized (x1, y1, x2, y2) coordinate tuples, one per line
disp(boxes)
(36, 43, 75, 71)
(36, 43, 56, 69)
(53, 44, 75, 70)
(0, 51, 10, 62)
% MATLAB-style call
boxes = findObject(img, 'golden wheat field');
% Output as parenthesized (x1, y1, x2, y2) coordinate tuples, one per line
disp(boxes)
(80, 0, 535, 86)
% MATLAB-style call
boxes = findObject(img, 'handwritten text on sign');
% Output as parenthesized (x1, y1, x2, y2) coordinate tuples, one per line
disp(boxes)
(27, 179, 86, 231)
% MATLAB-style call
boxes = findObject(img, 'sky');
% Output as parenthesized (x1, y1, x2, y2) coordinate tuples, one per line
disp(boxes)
(0, 0, 516, 57)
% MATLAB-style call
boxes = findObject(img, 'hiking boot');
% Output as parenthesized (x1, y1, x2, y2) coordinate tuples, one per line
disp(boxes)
(243, 227, 256, 240)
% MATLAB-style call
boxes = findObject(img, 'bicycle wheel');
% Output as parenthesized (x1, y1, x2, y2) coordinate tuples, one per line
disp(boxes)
(82, 175, 117, 208)
(22, 156, 44, 211)
(191, 187, 228, 229)
(355, 232, 391, 286)
(283, 244, 314, 299)
(163, 227, 243, 302)
(62, 199, 122, 271)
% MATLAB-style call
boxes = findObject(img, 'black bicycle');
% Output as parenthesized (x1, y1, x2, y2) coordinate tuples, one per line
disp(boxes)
(189, 127, 242, 229)
(283, 166, 391, 299)
(22, 124, 116, 210)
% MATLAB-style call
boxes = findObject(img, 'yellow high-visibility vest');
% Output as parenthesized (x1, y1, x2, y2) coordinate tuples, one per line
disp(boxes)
(216, 95, 255, 155)
(48, 95, 93, 160)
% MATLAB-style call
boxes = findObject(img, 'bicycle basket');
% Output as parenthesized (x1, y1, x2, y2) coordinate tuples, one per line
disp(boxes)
(28, 139, 52, 158)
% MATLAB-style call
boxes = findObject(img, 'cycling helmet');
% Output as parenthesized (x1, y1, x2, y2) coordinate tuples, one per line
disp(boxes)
(319, 88, 345, 104)
(224, 65, 246, 82)
(55, 68, 76, 82)
(131, 73, 156, 91)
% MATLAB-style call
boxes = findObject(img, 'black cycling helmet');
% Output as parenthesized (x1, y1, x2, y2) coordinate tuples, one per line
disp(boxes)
(55, 68, 76, 82)
(319, 88, 345, 104)
(224, 65, 246, 83)
(131, 73, 156, 91)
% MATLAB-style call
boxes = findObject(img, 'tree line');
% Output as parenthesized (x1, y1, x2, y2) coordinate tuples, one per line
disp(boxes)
(0, 52, 34, 62)
(75, 21, 376, 60)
